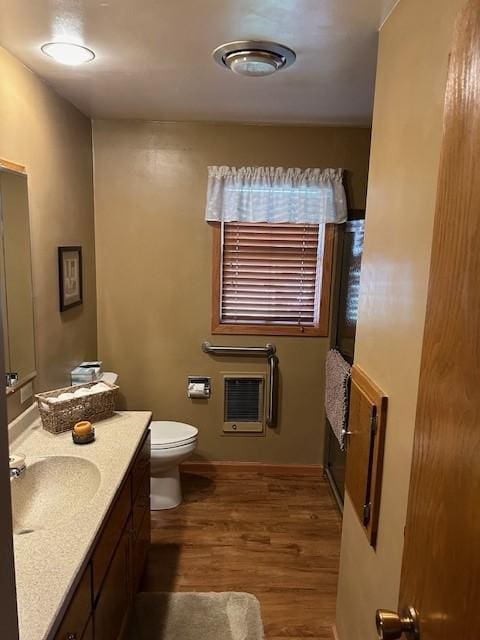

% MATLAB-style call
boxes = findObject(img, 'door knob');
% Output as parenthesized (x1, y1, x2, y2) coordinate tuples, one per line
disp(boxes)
(375, 606, 420, 640)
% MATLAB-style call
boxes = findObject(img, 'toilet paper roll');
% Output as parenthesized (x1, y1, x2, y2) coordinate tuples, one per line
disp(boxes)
(188, 382, 208, 398)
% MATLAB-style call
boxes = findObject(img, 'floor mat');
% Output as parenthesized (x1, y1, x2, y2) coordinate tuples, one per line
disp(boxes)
(126, 591, 265, 640)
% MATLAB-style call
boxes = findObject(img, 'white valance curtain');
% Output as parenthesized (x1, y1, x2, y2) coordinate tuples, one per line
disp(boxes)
(205, 166, 347, 225)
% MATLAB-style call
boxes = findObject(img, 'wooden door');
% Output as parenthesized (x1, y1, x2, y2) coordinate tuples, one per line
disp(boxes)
(395, 1, 480, 638)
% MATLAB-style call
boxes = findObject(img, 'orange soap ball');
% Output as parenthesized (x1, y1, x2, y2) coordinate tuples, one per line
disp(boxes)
(73, 421, 93, 436)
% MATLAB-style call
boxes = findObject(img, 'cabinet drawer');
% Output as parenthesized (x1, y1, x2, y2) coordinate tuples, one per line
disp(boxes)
(132, 431, 150, 501)
(54, 565, 92, 640)
(132, 469, 150, 539)
(92, 478, 132, 600)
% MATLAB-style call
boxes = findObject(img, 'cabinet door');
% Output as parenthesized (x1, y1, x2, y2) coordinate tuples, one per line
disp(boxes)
(132, 469, 150, 540)
(132, 432, 151, 500)
(133, 508, 150, 592)
(54, 566, 92, 640)
(94, 522, 132, 640)
(93, 479, 132, 600)
(345, 365, 387, 546)
(82, 618, 93, 640)
(345, 379, 375, 522)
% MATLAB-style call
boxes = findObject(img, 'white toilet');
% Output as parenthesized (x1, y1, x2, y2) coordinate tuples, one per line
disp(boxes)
(150, 421, 198, 510)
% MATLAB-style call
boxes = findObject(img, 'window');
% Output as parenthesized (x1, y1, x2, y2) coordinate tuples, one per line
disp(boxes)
(206, 165, 345, 336)
(211, 221, 334, 336)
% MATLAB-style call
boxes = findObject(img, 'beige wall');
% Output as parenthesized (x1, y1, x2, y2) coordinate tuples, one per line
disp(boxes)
(93, 121, 370, 464)
(336, 0, 465, 638)
(0, 47, 97, 421)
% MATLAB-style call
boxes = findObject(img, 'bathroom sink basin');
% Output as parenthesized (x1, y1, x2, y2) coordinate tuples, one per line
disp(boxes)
(11, 456, 101, 534)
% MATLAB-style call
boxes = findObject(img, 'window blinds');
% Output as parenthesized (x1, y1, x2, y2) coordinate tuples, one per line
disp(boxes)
(220, 222, 324, 326)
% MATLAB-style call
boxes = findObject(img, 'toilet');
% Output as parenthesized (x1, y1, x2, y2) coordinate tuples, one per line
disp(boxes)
(150, 421, 198, 510)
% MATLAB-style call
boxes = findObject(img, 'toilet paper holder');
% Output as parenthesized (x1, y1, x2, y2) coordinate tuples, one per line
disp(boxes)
(187, 376, 211, 399)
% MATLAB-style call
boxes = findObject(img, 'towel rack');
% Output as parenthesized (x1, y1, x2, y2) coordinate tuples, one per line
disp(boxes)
(201, 341, 278, 429)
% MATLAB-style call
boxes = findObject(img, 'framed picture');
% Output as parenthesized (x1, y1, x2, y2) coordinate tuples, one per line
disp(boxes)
(58, 246, 83, 311)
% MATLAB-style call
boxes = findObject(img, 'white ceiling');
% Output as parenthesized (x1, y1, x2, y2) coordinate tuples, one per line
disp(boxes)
(0, 0, 399, 125)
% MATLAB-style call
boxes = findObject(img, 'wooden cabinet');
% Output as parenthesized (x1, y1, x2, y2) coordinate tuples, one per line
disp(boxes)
(132, 434, 151, 593)
(133, 506, 150, 592)
(93, 479, 132, 600)
(132, 466, 150, 539)
(51, 429, 150, 640)
(54, 566, 91, 640)
(95, 521, 132, 640)
(82, 618, 93, 640)
(132, 433, 150, 500)
(345, 366, 387, 547)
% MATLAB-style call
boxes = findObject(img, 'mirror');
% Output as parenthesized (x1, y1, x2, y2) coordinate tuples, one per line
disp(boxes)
(0, 164, 36, 393)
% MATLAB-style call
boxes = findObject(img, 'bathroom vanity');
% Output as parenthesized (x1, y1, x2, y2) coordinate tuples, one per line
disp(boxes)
(9, 407, 152, 640)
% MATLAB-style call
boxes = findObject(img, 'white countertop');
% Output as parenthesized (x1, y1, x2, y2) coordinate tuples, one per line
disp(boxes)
(8, 407, 152, 640)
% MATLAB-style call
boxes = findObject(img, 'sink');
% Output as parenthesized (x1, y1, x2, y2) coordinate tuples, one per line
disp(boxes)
(11, 456, 101, 534)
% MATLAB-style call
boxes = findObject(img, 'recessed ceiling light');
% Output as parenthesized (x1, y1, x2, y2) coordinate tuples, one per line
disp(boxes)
(213, 40, 296, 77)
(41, 42, 95, 66)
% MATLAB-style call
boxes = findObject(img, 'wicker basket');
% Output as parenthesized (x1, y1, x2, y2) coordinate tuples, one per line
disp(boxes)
(35, 381, 119, 435)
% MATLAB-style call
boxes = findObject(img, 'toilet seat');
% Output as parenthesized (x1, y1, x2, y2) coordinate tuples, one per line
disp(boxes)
(150, 421, 198, 450)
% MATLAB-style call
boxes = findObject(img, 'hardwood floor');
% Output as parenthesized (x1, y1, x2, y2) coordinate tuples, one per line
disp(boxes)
(142, 470, 342, 640)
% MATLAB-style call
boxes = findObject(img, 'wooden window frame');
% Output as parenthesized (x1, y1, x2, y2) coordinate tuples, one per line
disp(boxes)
(210, 222, 335, 337)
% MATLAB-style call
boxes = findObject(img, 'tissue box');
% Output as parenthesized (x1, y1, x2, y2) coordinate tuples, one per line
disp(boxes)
(71, 361, 103, 385)
(35, 380, 118, 434)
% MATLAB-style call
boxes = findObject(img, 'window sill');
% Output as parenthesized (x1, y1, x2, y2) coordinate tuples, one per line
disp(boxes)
(211, 322, 329, 337)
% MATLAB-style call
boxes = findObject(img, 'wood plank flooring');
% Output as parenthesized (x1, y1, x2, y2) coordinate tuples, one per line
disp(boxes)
(142, 470, 342, 640)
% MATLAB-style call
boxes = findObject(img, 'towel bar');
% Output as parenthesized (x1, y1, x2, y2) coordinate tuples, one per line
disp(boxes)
(201, 342, 276, 357)
(201, 341, 278, 428)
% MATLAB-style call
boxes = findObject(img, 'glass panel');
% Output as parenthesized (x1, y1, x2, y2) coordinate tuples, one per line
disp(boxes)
(336, 219, 365, 359)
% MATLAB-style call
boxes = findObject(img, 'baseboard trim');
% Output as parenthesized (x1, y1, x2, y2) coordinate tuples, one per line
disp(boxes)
(180, 460, 323, 476)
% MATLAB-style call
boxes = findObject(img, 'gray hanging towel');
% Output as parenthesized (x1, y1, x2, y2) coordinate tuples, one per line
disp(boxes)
(325, 349, 352, 450)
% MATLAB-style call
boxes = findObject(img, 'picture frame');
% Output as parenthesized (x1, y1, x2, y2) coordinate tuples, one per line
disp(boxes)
(58, 246, 83, 311)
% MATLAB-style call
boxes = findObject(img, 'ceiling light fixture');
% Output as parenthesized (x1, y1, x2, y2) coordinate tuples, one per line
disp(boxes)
(213, 40, 296, 77)
(41, 42, 95, 66)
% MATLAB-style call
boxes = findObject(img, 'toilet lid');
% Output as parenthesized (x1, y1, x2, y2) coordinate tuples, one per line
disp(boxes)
(150, 421, 198, 449)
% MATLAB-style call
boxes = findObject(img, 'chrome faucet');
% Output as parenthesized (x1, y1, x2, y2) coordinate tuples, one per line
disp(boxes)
(9, 455, 26, 479)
